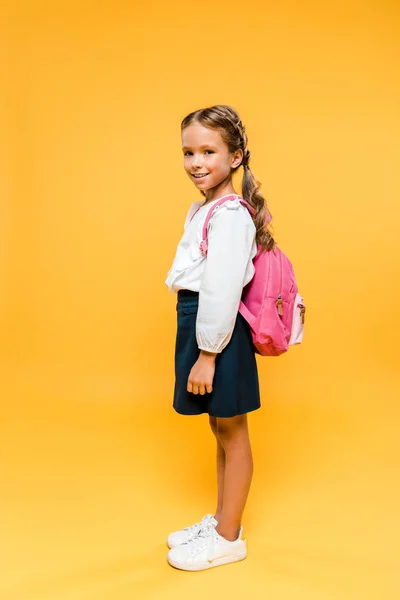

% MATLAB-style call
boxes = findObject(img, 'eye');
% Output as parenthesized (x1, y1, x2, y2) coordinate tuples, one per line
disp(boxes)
(183, 150, 214, 156)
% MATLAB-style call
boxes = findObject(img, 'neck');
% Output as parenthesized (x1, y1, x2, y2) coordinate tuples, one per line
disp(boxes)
(203, 185, 237, 204)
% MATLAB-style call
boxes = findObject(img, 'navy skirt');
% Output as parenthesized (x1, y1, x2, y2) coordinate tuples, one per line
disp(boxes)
(173, 289, 261, 418)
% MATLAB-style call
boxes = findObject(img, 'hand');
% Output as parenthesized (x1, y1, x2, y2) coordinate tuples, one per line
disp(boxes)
(187, 351, 217, 395)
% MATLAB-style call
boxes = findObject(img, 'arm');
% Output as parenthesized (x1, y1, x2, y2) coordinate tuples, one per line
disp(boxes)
(196, 203, 256, 353)
(187, 204, 256, 395)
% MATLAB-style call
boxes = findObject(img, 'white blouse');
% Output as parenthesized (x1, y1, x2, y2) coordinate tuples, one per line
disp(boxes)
(165, 194, 257, 353)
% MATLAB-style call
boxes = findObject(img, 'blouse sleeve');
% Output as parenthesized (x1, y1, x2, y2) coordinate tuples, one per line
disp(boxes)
(196, 202, 256, 353)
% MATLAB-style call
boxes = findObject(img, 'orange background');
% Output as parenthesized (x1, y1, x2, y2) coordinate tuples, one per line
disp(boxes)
(1, 1, 399, 598)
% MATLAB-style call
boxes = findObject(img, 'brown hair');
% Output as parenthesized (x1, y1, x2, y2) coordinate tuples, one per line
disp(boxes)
(181, 104, 275, 252)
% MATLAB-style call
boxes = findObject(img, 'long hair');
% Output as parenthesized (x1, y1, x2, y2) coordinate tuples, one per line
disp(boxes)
(181, 104, 275, 252)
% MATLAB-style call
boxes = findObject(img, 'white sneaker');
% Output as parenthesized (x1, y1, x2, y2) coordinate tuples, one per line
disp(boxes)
(167, 514, 218, 549)
(167, 523, 247, 571)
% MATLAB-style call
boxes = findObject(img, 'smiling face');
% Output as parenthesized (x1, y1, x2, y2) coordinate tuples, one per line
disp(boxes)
(181, 123, 243, 202)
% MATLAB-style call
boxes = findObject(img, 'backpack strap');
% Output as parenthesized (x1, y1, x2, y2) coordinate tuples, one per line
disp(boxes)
(200, 195, 256, 255)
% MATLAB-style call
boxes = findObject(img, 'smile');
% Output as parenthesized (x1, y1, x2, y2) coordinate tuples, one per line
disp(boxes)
(192, 173, 209, 179)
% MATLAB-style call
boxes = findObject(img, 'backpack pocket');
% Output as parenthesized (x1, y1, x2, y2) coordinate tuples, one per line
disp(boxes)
(289, 292, 306, 345)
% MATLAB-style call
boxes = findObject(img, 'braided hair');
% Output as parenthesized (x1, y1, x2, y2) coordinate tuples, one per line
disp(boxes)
(181, 104, 275, 252)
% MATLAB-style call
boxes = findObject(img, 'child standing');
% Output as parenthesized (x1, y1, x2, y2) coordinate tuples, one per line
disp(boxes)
(165, 104, 275, 571)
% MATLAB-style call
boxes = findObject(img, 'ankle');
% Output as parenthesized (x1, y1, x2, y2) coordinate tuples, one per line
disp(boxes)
(214, 511, 222, 522)
(215, 524, 241, 542)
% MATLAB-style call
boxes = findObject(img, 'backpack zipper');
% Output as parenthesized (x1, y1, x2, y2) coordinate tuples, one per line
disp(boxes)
(298, 303, 306, 324)
(276, 251, 284, 316)
(276, 294, 283, 316)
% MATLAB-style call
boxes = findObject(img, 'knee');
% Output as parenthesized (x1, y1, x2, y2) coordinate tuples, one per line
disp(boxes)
(216, 416, 247, 447)
(216, 422, 235, 445)
(209, 416, 218, 437)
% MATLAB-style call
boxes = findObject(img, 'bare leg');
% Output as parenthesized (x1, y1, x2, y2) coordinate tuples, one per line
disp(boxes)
(214, 414, 253, 541)
(209, 416, 225, 521)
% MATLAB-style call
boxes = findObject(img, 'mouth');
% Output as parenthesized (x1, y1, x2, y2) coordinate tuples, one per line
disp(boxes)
(191, 173, 209, 179)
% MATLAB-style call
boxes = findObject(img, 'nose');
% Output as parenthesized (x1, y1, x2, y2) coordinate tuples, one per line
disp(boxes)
(192, 153, 204, 169)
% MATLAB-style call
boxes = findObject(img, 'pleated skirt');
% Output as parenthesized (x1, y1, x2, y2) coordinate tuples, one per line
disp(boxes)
(173, 289, 261, 418)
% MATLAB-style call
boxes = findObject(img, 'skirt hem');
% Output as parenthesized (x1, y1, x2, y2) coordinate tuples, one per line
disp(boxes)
(173, 404, 261, 418)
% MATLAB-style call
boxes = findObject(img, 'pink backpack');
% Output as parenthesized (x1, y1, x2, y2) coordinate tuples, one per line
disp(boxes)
(196, 194, 306, 356)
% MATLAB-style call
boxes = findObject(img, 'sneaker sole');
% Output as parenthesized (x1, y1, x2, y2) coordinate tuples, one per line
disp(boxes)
(168, 550, 247, 571)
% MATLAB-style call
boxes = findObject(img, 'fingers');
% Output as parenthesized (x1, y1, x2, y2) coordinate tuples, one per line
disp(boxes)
(187, 381, 212, 395)
(187, 380, 201, 394)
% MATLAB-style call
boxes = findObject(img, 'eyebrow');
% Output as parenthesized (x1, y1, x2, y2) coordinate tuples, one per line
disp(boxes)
(182, 144, 218, 150)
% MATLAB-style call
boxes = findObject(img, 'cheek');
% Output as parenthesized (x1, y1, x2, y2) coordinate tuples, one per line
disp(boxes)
(207, 156, 222, 170)
(208, 156, 229, 172)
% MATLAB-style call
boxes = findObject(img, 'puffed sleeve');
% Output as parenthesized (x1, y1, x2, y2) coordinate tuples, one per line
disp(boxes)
(196, 202, 256, 353)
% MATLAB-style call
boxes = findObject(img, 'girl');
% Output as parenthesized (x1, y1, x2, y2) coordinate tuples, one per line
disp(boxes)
(165, 104, 275, 571)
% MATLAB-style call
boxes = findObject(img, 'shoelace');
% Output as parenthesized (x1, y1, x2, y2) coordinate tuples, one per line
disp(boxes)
(183, 514, 213, 540)
(186, 523, 220, 562)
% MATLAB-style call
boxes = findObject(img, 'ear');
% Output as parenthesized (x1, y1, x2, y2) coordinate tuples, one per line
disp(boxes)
(231, 149, 244, 169)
